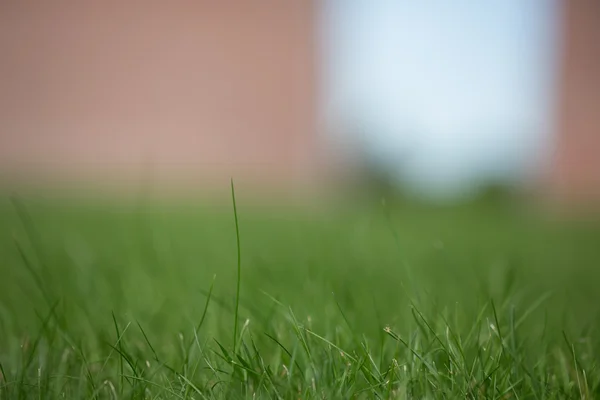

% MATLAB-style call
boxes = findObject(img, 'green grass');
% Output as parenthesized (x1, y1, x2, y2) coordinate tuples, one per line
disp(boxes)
(0, 191, 600, 399)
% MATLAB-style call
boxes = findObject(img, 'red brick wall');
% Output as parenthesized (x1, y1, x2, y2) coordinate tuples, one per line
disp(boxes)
(0, 1, 319, 192)
(551, 0, 600, 203)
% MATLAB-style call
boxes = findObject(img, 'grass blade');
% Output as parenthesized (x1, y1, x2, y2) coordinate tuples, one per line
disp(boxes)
(231, 179, 242, 354)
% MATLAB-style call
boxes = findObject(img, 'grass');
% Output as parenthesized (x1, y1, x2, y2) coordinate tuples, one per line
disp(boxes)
(0, 189, 600, 399)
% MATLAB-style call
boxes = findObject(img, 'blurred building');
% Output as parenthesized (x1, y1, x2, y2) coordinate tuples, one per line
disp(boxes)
(550, 0, 600, 204)
(0, 1, 320, 194)
(0, 1, 599, 203)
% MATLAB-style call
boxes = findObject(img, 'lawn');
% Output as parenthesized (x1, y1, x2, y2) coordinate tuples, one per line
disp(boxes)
(0, 191, 599, 399)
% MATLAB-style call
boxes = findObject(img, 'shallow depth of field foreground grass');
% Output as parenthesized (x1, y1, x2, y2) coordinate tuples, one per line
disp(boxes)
(1, 192, 600, 399)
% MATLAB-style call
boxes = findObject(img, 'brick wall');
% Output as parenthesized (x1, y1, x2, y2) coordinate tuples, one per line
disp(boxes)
(0, 1, 319, 193)
(550, 0, 600, 203)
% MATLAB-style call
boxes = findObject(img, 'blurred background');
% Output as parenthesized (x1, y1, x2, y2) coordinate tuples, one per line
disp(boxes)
(0, 0, 599, 207)
(2, 4, 600, 396)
